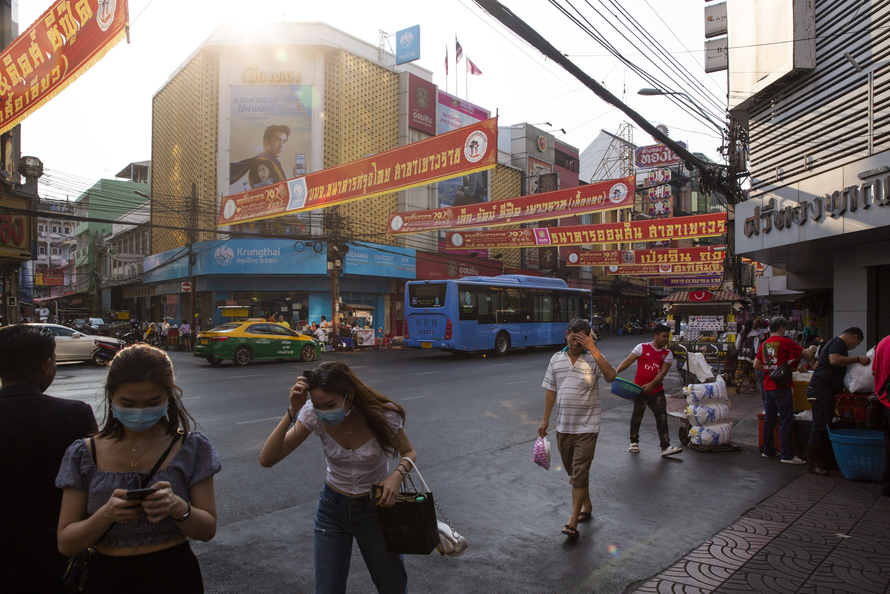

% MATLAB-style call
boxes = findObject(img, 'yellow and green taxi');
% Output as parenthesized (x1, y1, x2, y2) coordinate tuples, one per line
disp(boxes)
(194, 320, 322, 366)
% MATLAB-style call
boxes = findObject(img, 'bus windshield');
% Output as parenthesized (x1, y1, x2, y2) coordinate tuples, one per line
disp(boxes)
(408, 283, 447, 308)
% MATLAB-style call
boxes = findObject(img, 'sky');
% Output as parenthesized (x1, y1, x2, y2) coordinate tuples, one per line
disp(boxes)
(17, 0, 728, 200)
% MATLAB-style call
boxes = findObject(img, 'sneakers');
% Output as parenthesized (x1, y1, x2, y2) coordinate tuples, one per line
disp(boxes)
(661, 446, 683, 457)
(762, 451, 779, 458)
(781, 456, 806, 465)
(628, 443, 640, 454)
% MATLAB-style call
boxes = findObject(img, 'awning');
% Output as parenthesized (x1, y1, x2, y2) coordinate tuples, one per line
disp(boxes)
(661, 290, 748, 303)
(344, 303, 375, 310)
(34, 294, 74, 303)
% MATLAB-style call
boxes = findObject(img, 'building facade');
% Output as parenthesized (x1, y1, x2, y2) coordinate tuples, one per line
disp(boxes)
(732, 0, 890, 347)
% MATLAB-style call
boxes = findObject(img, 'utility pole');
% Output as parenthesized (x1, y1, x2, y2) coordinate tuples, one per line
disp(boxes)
(189, 182, 197, 324)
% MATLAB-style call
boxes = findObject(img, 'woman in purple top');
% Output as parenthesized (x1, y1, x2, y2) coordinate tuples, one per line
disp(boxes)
(179, 319, 192, 351)
(56, 345, 221, 593)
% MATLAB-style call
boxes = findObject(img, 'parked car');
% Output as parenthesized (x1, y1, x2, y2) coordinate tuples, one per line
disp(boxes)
(194, 320, 323, 366)
(28, 323, 125, 365)
(86, 317, 113, 336)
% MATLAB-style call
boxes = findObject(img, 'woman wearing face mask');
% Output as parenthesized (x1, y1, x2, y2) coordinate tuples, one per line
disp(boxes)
(260, 361, 416, 594)
(56, 345, 221, 593)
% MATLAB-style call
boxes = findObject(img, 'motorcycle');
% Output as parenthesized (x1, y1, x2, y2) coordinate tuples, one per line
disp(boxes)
(121, 331, 143, 346)
(93, 341, 121, 366)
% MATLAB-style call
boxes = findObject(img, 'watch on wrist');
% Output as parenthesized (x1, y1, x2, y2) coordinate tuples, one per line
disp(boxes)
(174, 501, 192, 523)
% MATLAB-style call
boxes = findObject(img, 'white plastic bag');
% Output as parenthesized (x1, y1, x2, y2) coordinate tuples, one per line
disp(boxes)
(844, 346, 876, 394)
(686, 352, 715, 383)
(685, 403, 731, 426)
(532, 436, 551, 470)
(684, 376, 729, 404)
(688, 422, 733, 447)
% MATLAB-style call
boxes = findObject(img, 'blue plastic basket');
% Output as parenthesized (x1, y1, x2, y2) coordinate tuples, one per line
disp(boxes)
(828, 428, 885, 482)
(611, 377, 643, 401)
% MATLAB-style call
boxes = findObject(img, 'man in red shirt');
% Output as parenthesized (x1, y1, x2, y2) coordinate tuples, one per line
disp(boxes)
(872, 335, 890, 496)
(754, 316, 817, 464)
(615, 324, 682, 457)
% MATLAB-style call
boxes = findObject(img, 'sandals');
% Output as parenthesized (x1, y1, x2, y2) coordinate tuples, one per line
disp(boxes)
(562, 524, 580, 539)
(578, 511, 592, 523)
(628, 443, 640, 454)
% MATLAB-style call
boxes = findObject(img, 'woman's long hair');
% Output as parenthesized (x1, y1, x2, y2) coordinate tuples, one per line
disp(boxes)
(97, 344, 195, 440)
(307, 361, 405, 457)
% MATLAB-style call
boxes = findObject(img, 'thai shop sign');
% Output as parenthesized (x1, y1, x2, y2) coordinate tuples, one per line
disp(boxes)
(343, 243, 416, 279)
(0, 0, 129, 135)
(663, 275, 722, 289)
(602, 262, 724, 276)
(566, 246, 725, 266)
(688, 315, 724, 331)
(634, 142, 687, 170)
(387, 175, 634, 234)
(217, 117, 498, 226)
(445, 212, 726, 250)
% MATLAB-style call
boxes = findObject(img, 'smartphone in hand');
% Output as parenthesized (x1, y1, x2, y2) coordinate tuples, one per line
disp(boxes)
(124, 488, 158, 501)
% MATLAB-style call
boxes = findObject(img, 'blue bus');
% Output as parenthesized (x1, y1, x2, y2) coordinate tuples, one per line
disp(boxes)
(403, 275, 593, 355)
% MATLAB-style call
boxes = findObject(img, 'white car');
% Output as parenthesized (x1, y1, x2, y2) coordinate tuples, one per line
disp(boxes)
(28, 323, 124, 364)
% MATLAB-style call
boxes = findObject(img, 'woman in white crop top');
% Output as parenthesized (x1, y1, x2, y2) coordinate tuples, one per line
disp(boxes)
(260, 361, 416, 594)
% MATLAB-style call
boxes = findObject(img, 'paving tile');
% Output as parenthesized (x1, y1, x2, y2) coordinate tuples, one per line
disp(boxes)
(710, 529, 772, 551)
(742, 507, 798, 524)
(774, 524, 840, 546)
(834, 538, 890, 573)
(793, 513, 858, 532)
(724, 517, 787, 538)
(759, 497, 815, 514)
(684, 543, 756, 570)
(714, 571, 803, 593)
(742, 541, 832, 580)
(660, 561, 733, 589)
(807, 564, 888, 594)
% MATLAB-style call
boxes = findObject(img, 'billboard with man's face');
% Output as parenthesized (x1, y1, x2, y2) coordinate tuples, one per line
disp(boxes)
(228, 85, 313, 196)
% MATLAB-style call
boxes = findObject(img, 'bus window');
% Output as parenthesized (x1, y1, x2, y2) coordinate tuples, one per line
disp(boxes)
(535, 291, 553, 323)
(520, 291, 534, 322)
(557, 294, 569, 323)
(457, 286, 477, 321)
(477, 289, 495, 324)
(408, 283, 447, 308)
(500, 290, 520, 324)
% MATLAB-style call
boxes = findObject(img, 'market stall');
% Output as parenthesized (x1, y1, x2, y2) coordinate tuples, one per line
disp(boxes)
(661, 290, 750, 386)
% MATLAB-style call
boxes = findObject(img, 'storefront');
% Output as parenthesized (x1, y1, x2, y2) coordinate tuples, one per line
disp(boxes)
(341, 243, 416, 338)
(142, 238, 418, 333)
(736, 154, 890, 349)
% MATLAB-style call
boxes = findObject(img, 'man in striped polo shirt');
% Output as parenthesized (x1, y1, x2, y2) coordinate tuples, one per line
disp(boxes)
(539, 318, 617, 539)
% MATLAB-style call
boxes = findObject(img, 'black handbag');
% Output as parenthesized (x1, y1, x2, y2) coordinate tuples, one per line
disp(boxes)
(374, 459, 440, 555)
(769, 362, 793, 387)
(63, 433, 182, 593)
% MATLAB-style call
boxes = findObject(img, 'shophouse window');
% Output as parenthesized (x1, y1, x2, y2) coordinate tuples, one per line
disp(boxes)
(64, 226, 71, 234)
(51, 225, 62, 234)
(51, 247, 61, 255)
(38, 224, 46, 233)
(38, 245, 47, 255)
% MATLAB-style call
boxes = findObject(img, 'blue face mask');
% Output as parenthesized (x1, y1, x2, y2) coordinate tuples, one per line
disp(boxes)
(314, 395, 352, 426)
(112, 402, 168, 432)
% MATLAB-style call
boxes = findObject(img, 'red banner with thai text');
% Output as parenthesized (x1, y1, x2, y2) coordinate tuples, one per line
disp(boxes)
(566, 246, 726, 267)
(387, 175, 634, 234)
(0, 0, 129, 135)
(218, 117, 498, 226)
(444, 212, 726, 250)
(602, 262, 724, 276)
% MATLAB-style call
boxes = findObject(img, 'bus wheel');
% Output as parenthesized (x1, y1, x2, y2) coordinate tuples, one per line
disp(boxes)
(494, 332, 510, 356)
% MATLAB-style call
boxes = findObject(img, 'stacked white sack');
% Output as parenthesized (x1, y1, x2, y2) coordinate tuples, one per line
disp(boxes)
(682, 376, 733, 447)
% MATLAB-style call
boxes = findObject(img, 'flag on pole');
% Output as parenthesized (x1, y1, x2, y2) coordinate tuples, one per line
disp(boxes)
(467, 57, 483, 75)
(456, 36, 463, 63)
(445, 44, 449, 75)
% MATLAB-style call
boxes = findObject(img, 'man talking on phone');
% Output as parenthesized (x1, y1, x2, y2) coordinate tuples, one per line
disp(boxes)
(0, 325, 96, 593)
(539, 319, 616, 540)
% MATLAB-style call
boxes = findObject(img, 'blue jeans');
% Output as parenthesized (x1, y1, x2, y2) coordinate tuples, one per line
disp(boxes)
(755, 369, 766, 410)
(763, 388, 795, 460)
(314, 482, 408, 594)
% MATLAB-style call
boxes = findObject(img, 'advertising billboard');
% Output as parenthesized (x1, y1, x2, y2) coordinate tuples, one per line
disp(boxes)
(408, 73, 436, 135)
(343, 243, 416, 279)
(228, 84, 313, 195)
(437, 90, 490, 209)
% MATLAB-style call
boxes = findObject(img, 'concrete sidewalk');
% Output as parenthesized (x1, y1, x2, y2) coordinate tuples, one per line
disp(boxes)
(636, 378, 890, 593)
(632, 474, 889, 593)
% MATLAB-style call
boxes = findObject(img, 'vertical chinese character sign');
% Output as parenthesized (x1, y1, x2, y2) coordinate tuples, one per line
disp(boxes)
(0, 0, 129, 135)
